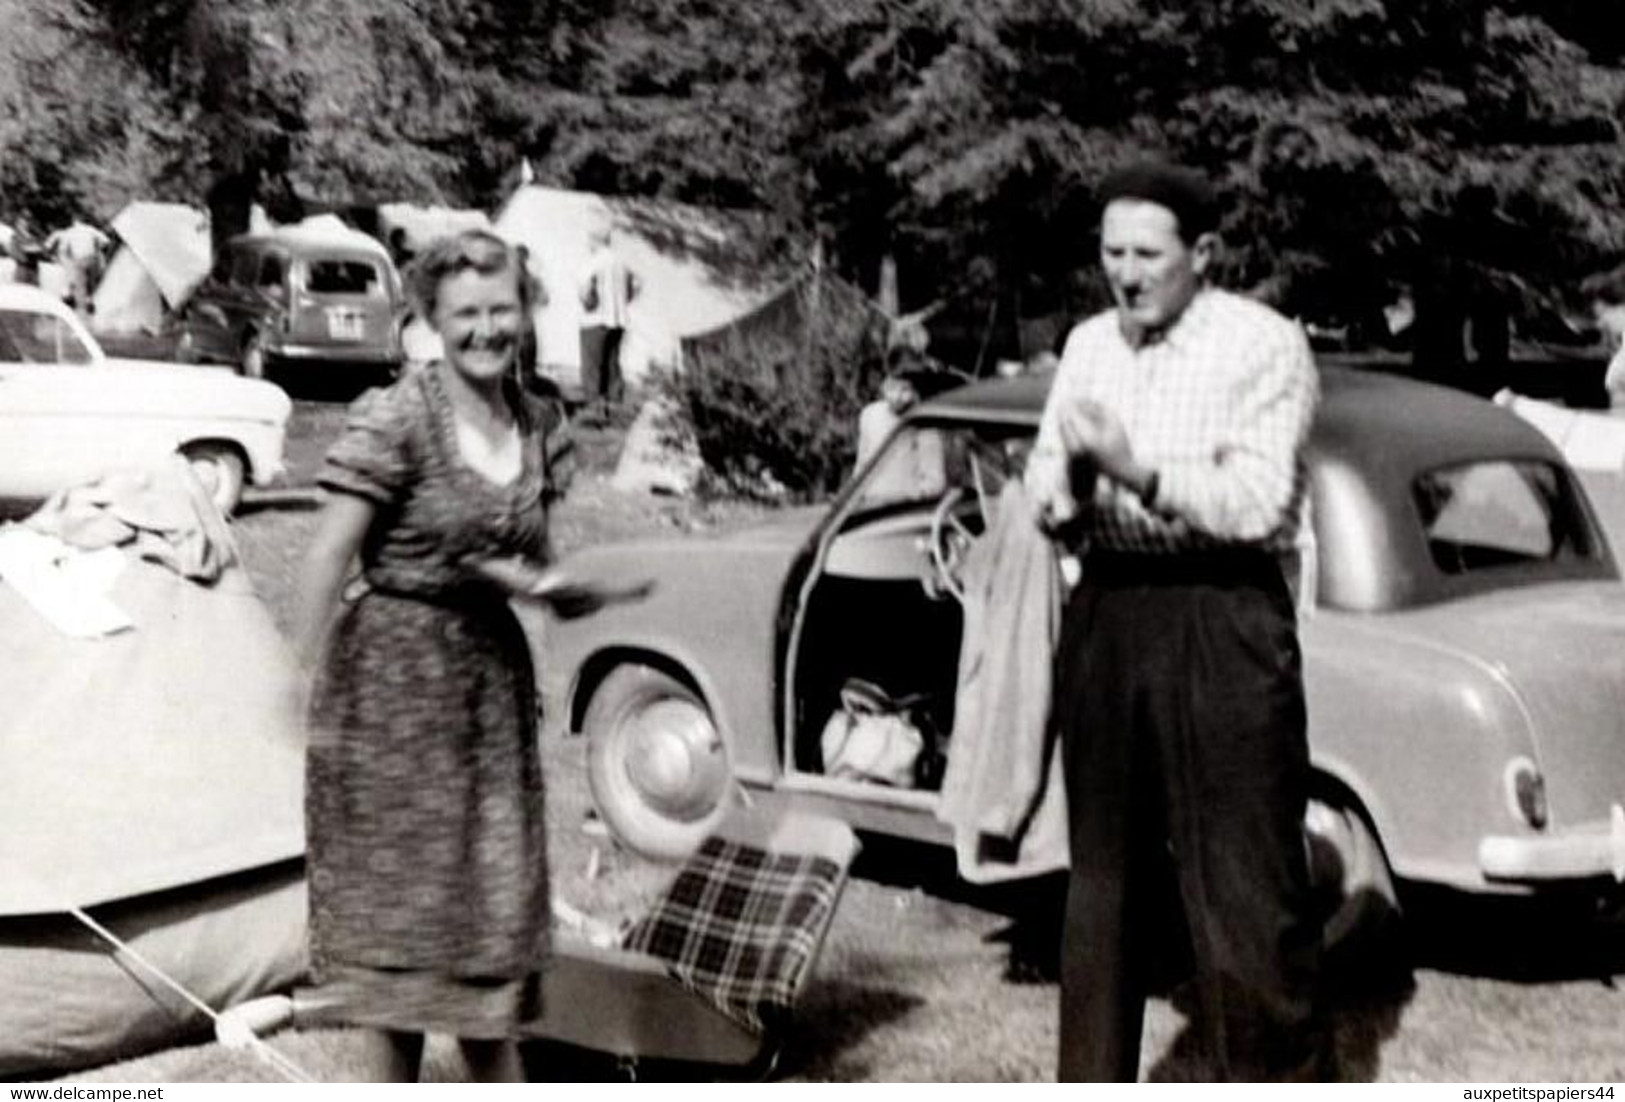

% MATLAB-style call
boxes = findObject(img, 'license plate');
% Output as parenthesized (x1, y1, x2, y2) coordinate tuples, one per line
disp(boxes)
(327, 309, 364, 340)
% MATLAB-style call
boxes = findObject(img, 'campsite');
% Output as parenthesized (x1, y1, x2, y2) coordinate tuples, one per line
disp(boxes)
(8, 0, 1625, 1084)
(5, 185, 1625, 1084)
(0, 398, 1606, 1083)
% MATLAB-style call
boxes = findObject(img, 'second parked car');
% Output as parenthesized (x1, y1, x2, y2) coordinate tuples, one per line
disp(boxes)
(545, 366, 1625, 953)
(175, 224, 404, 382)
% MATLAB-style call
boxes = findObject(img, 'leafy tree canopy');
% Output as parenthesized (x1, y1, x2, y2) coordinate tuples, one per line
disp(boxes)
(2, 0, 1623, 369)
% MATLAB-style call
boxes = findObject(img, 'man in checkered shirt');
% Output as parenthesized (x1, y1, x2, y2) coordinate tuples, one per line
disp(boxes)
(1026, 159, 1325, 1082)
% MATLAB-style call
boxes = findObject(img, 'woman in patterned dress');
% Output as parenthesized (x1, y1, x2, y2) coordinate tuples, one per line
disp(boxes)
(290, 230, 587, 1082)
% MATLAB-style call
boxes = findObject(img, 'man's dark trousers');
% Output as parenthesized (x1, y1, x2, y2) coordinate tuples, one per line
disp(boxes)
(1054, 551, 1323, 1081)
(579, 325, 625, 404)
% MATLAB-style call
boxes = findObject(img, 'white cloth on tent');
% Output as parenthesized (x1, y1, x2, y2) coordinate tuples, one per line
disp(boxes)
(0, 527, 131, 637)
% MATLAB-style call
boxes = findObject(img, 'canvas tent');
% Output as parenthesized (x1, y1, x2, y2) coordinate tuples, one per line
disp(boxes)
(378, 202, 491, 254)
(90, 203, 212, 336)
(679, 270, 891, 370)
(0, 484, 308, 1076)
(493, 186, 775, 390)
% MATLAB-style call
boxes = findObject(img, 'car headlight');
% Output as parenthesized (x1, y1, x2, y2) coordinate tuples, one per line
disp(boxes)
(1503, 756, 1548, 830)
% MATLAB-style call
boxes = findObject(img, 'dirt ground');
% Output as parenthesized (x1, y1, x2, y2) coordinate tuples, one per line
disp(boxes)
(58, 396, 1625, 1083)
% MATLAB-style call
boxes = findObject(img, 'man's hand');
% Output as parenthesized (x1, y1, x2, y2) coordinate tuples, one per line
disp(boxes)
(1057, 400, 1134, 482)
(1057, 400, 1158, 502)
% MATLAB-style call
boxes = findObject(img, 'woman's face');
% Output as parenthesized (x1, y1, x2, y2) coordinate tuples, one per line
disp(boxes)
(432, 264, 524, 384)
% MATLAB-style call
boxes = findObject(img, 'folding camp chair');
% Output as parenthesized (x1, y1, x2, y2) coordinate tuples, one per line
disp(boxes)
(221, 805, 859, 1082)
(520, 805, 860, 1080)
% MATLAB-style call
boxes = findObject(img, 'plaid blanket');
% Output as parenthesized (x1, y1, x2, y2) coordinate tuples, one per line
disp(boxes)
(620, 836, 846, 1035)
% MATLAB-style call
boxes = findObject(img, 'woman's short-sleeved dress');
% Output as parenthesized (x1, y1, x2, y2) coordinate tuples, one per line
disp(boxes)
(305, 365, 558, 1037)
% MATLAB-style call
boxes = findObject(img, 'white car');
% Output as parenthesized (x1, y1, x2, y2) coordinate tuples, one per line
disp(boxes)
(0, 284, 290, 512)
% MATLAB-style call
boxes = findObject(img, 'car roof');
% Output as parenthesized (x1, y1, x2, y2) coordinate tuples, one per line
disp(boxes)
(229, 228, 392, 262)
(916, 363, 1567, 467)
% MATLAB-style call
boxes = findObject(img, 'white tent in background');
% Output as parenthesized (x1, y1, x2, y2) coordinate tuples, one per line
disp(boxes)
(90, 203, 211, 336)
(491, 186, 774, 390)
(377, 202, 491, 254)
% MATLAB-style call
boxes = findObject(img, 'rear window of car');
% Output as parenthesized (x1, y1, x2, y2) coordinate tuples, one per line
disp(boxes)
(0, 308, 95, 365)
(303, 258, 385, 296)
(1412, 459, 1596, 574)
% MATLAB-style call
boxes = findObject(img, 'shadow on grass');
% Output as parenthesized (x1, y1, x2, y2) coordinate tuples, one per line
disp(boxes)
(1399, 883, 1625, 984)
(514, 983, 921, 1083)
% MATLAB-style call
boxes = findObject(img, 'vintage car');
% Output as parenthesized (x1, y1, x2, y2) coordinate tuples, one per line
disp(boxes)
(174, 223, 404, 383)
(546, 366, 1625, 945)
(0, 283, 289, 513)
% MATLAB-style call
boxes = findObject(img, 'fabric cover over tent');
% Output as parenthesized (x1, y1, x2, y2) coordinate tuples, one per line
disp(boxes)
(0, 497, 307, 1075)
(492, 186, 776, 389)
(91, 203, 211, 336)
(0, 864, 306, 1077)
(678, 271, 889, 372)
(1, 552, 304, 914)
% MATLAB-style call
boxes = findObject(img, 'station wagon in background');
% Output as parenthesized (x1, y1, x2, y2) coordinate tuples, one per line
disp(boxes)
(545, 366, 1625, 949)
(175, 223, 404, 382)
(0, 283, 289, 514)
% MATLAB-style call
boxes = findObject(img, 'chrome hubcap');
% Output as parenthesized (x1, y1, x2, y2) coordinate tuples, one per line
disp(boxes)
(623, 698, 727, 822)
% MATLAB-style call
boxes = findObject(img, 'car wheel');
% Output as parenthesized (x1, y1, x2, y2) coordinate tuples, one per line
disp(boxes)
(1305, 797, 1401, 961)
(181, 443, 247, 515)
(240, 331, 269, 380)
(584, 664, 733, 862)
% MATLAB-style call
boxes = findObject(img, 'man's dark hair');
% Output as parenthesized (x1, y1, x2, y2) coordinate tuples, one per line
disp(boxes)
(1098, 158, 1220, 244)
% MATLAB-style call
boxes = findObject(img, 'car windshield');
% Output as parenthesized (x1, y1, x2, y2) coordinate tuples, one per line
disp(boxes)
(304, 259, 384, 296)
(1412, 459, 1595, 574)
(0, 308, 96, 365)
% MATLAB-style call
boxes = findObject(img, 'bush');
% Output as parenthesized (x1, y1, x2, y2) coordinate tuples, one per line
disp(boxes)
(655, 282, 890, 503)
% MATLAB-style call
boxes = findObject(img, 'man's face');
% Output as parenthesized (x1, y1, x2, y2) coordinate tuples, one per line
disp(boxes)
(1100, 199, 1210, 334)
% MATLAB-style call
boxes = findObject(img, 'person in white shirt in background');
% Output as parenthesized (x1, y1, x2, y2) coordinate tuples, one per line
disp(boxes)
(44, 220, 110, 313)
(576, 227, 640, 414)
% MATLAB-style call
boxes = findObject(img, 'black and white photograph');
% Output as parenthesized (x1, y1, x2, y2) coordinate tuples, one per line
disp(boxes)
(2, 0, 1624, 1085)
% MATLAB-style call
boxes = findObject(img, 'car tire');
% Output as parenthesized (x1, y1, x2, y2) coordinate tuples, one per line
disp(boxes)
(1305, 796, 1401, 965)
(584, 664, 733, 862)
(181, 443, 247, 515)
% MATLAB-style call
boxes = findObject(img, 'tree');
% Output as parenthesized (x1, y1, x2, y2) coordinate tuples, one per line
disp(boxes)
(786, 0, 1625, 378)
(0, 0, 189, 228)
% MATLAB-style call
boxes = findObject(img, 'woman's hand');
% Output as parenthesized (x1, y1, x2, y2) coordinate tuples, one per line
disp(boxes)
(469, 556, 652, 619)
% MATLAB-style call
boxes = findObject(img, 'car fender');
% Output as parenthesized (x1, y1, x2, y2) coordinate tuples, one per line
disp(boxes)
(546, 537, 806, 785)
(1305, 611, 1541, 892)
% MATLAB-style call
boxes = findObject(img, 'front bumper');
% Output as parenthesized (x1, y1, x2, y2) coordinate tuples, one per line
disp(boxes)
(1478, 803, 1625, 883)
